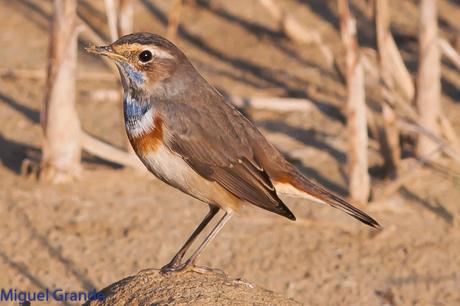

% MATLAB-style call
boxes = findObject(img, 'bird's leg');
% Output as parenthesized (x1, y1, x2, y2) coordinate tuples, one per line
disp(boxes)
(177, 211, 233, 272)
(160, 205, 219, 273)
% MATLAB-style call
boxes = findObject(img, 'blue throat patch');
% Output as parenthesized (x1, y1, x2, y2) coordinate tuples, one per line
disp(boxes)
(119, 62, 145, 86)
(118, 62, 150, 123)
(123, 95, 151, 122)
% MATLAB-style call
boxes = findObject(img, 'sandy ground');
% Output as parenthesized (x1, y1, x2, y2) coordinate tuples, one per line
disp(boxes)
(1, 0, 460, 305)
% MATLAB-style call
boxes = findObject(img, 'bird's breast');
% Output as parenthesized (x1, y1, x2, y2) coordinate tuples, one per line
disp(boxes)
(122, 95, 163, 155)
(127, 116, 204, 201)
(127, 114, 164, 157)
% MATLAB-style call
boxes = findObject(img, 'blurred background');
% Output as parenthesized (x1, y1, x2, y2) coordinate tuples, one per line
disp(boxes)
(0, 0, 459, 305)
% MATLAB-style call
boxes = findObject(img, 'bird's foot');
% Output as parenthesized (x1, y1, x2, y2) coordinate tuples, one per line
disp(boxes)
(190, 265, 226, 276)
(159, 262, 186, 274)
(160, 259, 223, 275)
(160, 257, 195, 274)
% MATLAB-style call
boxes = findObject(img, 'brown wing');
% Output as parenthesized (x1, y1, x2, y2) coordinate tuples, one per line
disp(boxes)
(161, 100, 295, 220)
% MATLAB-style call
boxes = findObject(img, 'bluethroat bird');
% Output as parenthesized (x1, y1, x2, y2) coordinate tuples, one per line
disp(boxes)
(87, 32, 379, 273)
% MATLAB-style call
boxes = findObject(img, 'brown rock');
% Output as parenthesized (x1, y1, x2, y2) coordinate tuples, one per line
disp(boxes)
(83, 269, 300, 306)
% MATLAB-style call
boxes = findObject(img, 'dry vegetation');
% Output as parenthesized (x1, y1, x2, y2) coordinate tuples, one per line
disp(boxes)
(1, 0, 460, 305)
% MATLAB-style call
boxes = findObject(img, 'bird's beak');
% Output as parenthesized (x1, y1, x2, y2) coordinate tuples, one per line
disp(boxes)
(85, 45, 126, 61)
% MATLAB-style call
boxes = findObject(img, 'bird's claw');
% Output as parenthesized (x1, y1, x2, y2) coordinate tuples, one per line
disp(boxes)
(160, 260, 221, 275)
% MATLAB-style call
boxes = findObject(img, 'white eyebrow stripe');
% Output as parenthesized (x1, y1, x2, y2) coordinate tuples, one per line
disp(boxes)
(150, 47, 175, 60)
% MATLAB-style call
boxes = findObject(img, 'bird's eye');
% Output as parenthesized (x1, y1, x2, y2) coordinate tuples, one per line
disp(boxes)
(138, 50, 153, 63)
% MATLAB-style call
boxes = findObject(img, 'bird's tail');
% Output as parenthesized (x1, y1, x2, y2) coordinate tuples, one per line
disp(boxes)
(274, 169, 380, 228)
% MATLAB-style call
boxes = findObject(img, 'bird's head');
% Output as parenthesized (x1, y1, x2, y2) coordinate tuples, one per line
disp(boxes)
(86, 33, 184, 92)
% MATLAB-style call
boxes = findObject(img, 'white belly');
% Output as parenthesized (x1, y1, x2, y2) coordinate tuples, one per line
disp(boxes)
(142, 145, 194, 193)
(138, 144, 241, 211)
